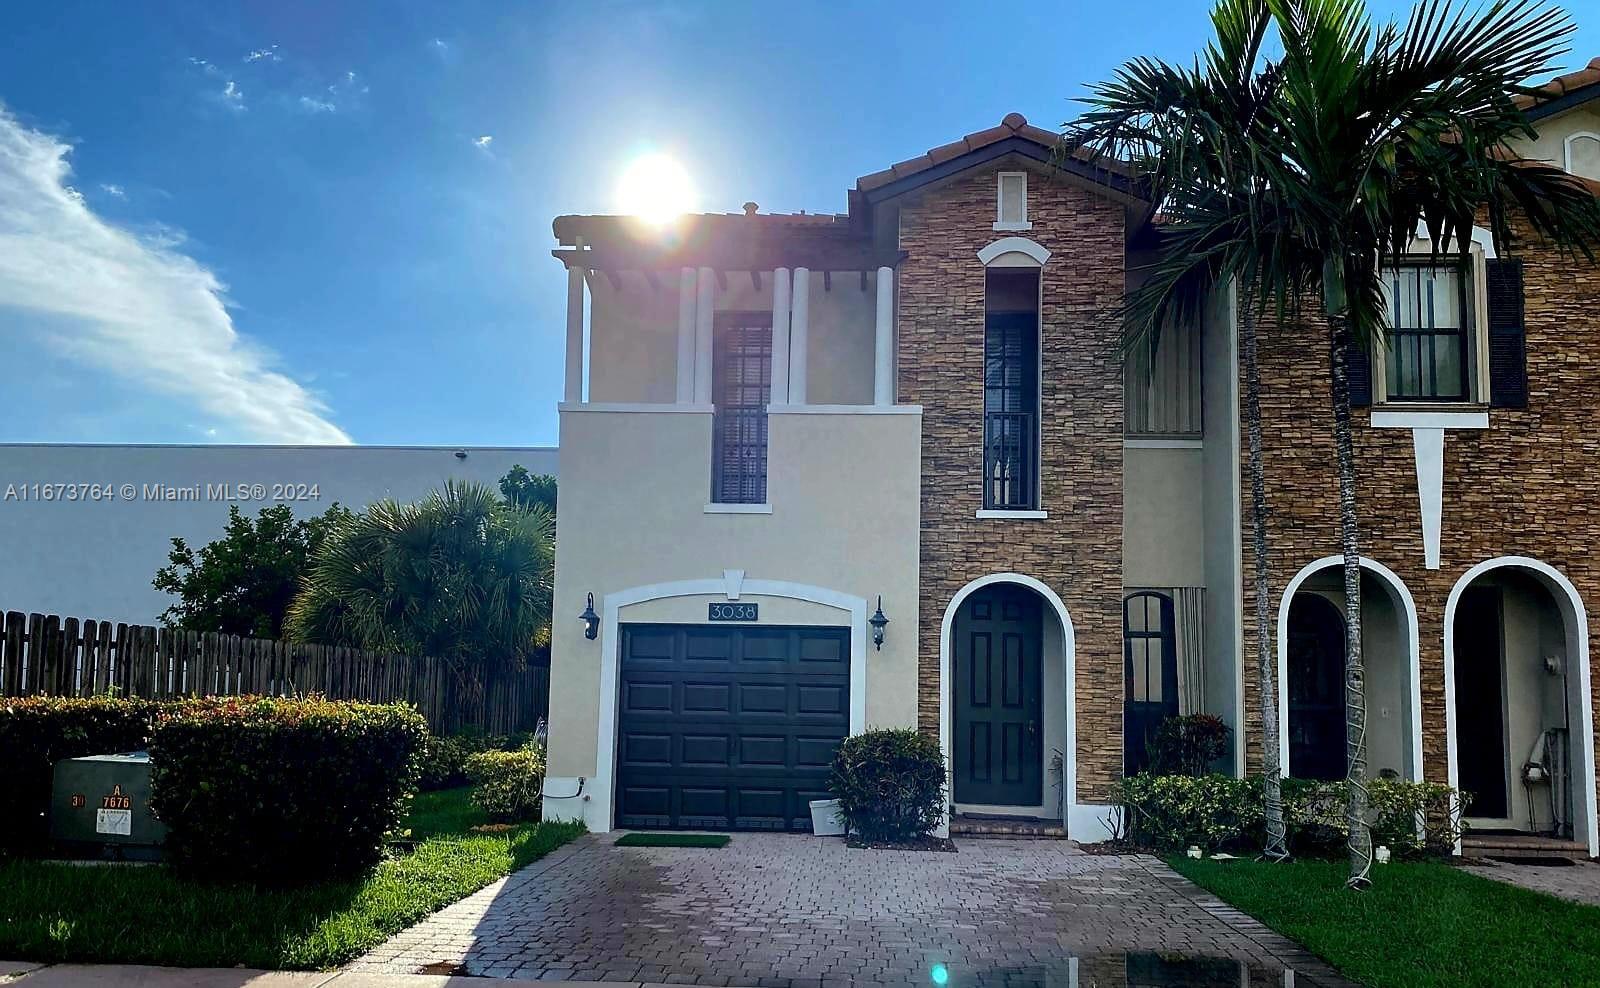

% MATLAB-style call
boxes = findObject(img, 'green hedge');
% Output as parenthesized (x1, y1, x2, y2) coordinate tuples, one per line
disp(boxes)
(149, 696, 426, 883)
(0, 696, 161, 854)
(414, 732, 533, 791)
(465, 745, 545, 823)
(1114, 772, 1463, 858)
(829, 728, 946, 842)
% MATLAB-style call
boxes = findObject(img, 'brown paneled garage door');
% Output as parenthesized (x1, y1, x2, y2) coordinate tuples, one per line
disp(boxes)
(615, 623, 850, 830)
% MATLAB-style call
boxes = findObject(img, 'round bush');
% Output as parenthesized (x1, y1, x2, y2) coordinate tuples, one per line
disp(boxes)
(828, 728, 946, 842)
(465, 744, 545, 823)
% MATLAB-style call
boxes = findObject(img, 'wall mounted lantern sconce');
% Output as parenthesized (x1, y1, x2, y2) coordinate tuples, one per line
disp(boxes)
(580, 592, 599, 640)
(869, 596, 888, 651)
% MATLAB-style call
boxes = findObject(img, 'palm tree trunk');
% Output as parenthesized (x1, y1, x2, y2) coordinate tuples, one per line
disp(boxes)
(1243, 304, 1289, 861)
(1327, 318, 1372, 890)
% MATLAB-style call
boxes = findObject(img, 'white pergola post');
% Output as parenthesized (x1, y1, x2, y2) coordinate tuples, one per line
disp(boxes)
(694, 267, 715, 404)
(770, 268, 792, 406)
(676, 267, 697, 403)
(790, 267, 810, 405)
(874, 265, 894, 405)
(564, 264, 585, 403)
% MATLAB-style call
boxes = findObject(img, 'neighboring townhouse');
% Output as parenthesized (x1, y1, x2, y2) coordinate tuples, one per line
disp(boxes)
(541, 65, 1600, 853)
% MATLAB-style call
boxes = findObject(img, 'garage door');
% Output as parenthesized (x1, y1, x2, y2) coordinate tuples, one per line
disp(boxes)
(615, 623, 850, 831)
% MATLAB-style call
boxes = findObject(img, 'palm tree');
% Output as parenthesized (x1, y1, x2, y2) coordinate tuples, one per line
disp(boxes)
(1064, 0, 1296, 862)
(287, 479, 555, 716)
(1072, 0, 1600, 887)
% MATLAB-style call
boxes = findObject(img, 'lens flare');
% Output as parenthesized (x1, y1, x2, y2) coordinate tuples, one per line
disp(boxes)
(930, 963, 950, 986)
(616, 152, 696, 225)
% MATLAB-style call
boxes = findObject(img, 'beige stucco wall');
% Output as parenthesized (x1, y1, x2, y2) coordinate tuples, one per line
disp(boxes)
(585, 270, 876, 405)
(1511, 106, 1600, 180)
(1123, 447, 1206, 588)
(544, 405, 922, 827)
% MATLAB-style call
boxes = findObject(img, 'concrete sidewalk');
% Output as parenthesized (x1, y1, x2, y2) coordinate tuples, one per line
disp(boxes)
(1, 966, 679, 988)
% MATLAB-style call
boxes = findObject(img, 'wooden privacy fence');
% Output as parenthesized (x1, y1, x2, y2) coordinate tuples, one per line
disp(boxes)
(0, 608, 548, 736)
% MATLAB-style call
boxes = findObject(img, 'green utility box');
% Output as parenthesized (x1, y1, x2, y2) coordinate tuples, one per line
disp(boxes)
(50, 752, 166, 860)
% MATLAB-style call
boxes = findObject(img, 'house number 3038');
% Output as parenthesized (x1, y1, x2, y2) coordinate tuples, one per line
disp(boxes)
(708, 602, 759, 622)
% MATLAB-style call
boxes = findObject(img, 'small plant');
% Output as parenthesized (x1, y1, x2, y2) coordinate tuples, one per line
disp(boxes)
(415, 731, 533, 791)
(466, 743, 545, 823)
(828, 728, 946, 843)
(1147, 714, 1231, 777)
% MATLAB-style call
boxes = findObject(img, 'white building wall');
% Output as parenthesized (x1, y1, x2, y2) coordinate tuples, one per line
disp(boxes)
(0, 444, 557, 625)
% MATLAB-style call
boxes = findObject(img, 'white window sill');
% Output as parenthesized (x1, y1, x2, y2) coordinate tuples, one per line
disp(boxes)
(992, 221, 1033, 232)
(1124, 437, 1203, 449)
(704, 503, 772, 514)
(1370, 408, 1488, 430)
(975, 509, 1048, 520)
(766, 403, 922, 415)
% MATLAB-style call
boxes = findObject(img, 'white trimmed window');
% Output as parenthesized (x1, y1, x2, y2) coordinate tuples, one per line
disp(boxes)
(995, 171, 1030, 231)
(1567, 133, 1600, 181)
(1374, 249, 1489, 405)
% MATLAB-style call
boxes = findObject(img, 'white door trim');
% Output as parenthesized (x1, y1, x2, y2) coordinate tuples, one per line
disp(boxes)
(1443, 556, 1597, 856)
(591, 577, 868, 834)
(1276, 555, 1424, 785)
(938, 573, 1085, 835)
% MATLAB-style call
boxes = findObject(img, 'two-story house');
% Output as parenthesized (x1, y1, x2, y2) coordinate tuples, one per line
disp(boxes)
(540, 64, 1600, 854)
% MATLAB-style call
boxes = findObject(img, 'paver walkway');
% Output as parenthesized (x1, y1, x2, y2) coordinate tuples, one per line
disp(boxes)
(1463, 858, 1600, 906)
(353, 834, 1352, 986)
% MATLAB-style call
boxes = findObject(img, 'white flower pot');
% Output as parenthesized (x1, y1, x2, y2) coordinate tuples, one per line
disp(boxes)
(809, 798, 845, 836)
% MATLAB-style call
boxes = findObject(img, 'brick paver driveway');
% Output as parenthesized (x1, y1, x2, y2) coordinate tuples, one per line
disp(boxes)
(354, 834, 1351, 986)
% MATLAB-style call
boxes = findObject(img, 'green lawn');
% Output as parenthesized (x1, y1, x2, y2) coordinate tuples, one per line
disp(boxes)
(0, 788, 585, 970)
(1171, 856, 1600, 987)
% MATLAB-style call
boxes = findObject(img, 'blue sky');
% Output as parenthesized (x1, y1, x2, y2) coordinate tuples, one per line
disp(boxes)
(1, 2, 1594, 447)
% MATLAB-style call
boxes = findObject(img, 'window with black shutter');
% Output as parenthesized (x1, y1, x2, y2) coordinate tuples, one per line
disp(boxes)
(711, 312, 772, 504)
(1486, 259, 1528, 409)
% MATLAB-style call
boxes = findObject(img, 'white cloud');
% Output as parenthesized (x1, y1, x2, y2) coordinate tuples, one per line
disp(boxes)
(244, 45, 281, 63)
(473, 135, 493, 150)
(298, 96, 336, 113)
(0, 107, 350, 444)
(220, 80, 245, 110)
(99, 183, 125, 198)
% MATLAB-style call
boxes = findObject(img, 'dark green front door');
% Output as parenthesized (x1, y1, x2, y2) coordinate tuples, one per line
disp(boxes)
(953, 585, 1043, 805)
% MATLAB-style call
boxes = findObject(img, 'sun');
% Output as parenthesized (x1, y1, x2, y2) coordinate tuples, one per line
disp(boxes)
(616, 153, 697, 225)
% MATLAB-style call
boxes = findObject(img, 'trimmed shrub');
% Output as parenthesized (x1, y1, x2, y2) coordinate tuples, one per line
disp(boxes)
(0, 695, 161, 854)
(1113, 772, 1464, 858)
(1147, 714, 1232, 777)
(465, 743, 545, 823)
(829, 728, 946, 842)
(149, 695, 426, 883)
(415, 731, 532, 791)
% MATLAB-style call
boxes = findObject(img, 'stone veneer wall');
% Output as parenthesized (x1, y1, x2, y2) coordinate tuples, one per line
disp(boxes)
(1242, 217, 1600, 825)
(896, 166, 1128, 802)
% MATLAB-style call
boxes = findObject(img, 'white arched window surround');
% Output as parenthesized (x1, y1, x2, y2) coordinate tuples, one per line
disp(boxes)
(1442, 556, 1598, 856)
(977, 236, 1050, 268)
(1564, 131, 1600, 176)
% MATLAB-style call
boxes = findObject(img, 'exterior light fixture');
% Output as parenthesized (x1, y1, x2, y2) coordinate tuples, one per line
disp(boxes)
(580, 592, 599, 640)
(869, 596, 888, 651)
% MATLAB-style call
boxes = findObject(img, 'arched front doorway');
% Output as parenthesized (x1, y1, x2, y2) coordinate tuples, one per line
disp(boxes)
(1286, 594, 1346, 781)
(1276, 557, 1423, 783)
(939, 573, 1076, 829)
(1446, 558, 1597, 853)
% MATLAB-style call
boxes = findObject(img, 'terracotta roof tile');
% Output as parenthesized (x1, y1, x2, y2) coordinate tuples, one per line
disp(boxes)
(1515, 56, 1600, 109)
(855, 112, 1059, 192)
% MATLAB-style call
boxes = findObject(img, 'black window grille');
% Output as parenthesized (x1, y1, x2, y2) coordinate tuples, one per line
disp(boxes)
(711, 313, 772, 504)
(1123, 591, 1179, 775)
(1382, 262, 1470, 401)
(983, 312, 1039, 510)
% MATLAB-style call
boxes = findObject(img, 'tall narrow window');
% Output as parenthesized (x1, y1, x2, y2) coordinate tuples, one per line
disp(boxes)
(983, 268, 1040, 510)
(711, 312, 772, 504)
(1380, 262, 1470, 401)
(1124, 591, 1178, 775)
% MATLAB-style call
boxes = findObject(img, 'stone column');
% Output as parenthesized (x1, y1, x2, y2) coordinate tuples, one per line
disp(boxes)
(564, 265, 585, 403)
(874, 265, 895, 405)
(676, 267, 697, 403)
(694, 267, 715, 404)
(790, 267, 810, 405)
(770, 268, 791, 405)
